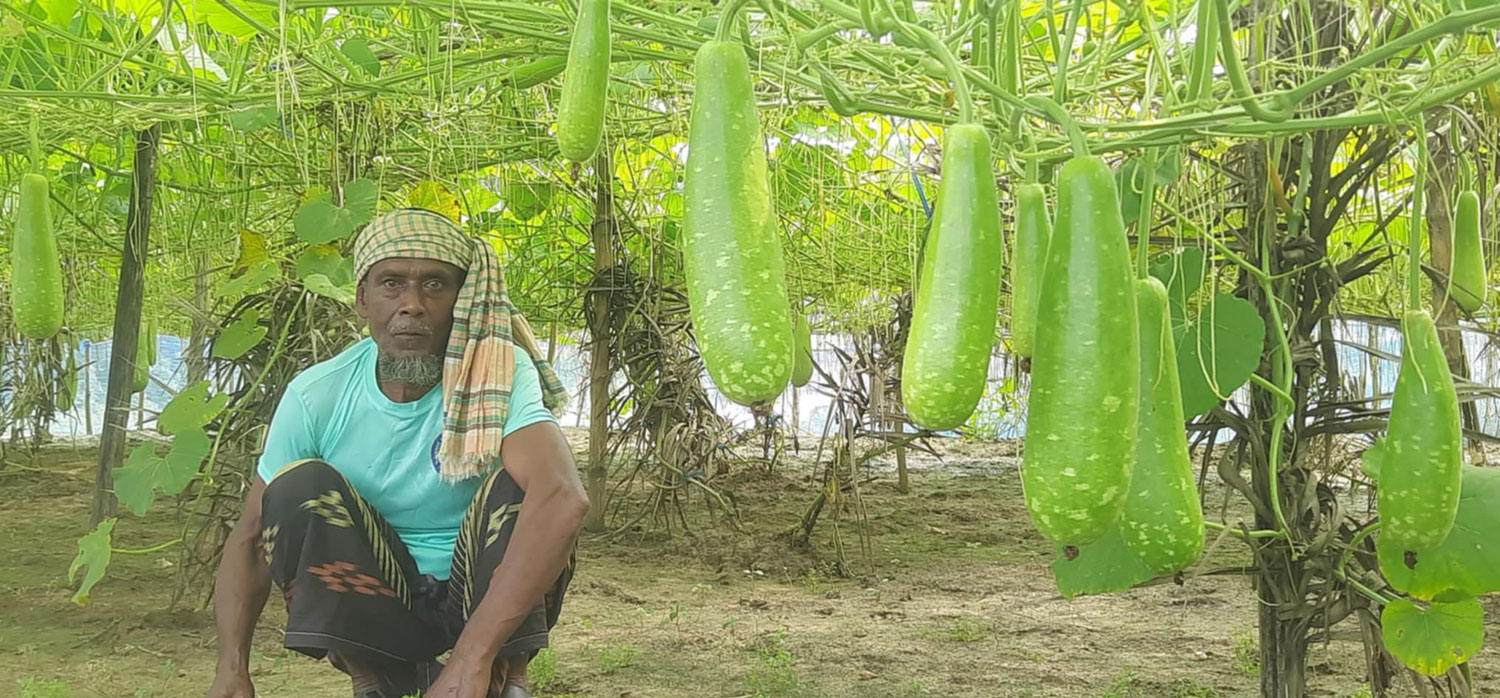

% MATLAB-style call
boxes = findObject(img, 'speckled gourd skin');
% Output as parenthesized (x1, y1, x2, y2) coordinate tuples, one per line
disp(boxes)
(1120, 277, 1204, 573)
(681, 41, 793, 406)
(1378, 309, 1462, 552)
(1021, 155, 1138, 547)
(899, 124, 1003, 431)
(13, 174, 64, 340)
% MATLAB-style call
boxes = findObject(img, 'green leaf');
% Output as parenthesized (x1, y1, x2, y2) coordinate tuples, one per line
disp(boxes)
(1380, 466, 1500, 599)
(1382, 590, 1485, 676)
(1050, 525, 1155, 598)
(294, 178, 380, 243)
(505, 182, 553, 220)
(303, 274, 356, 305)
(197, 0, 273, 38)
(112, 443, 167, 516)
(38, 0, 79, 26)
(228, 106, 279, 133)
(295, 245, 353, 285)
(1176, 293, 1265, 417)
(157, 381, 229, 435)
(1116, 158, 1149, 226)
(163, 427, 211, 495)
(1148, 247, 1206, 326)
(68, 518, 115, 605)
(341, 38, 381, 77)
(215, 259, 279, 299)
(212, 310, 267, 359)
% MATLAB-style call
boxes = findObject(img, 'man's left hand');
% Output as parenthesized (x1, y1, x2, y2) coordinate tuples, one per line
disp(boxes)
(423, 656, 491, 698)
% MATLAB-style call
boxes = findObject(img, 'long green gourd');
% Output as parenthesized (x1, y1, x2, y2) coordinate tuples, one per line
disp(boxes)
(1378, 309, 1463, 555)
(682, 40, 793, 405)
(1010, 183, 1052, 359)
(1120, 277, 1204, 574)
(1022, 155, 1138, 550)
(556, 0, 611, 162)
(13, 173, 64, 340)
(900, 123, 1003, 431)
(133, 319, 156, 393)
(1449, 190, 1486, 312)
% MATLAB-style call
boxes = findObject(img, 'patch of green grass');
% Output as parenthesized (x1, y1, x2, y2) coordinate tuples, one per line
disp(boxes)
(745, 630, 801, 698)
(1341, 686, 1374, 698)
(1097, 669, 1144, 698)
(596, 641, 638, 674)
(530, 646, 557, 691)
(16, 677, 71, 698)
(1167, 677, 1224, 698)
(1231, 631, 1261, 678)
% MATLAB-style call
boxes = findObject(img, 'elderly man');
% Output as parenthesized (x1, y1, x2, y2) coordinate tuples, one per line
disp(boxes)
(206, 208, 589, 698)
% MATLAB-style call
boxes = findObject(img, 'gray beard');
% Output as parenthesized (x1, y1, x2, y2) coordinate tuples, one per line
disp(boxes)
(377, 352, 444, 389)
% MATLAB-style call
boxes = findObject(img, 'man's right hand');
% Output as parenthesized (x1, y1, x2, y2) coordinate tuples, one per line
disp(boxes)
(205, 671, 255, 698)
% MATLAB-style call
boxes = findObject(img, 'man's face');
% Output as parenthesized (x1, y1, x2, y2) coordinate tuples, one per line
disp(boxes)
(356, 257, 466, 364)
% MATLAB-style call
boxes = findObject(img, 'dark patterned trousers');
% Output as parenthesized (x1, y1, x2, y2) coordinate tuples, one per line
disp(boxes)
(259, 459, 574, 664)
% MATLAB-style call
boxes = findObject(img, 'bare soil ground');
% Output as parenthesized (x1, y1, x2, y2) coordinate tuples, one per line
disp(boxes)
(2, 431, 1495, 698)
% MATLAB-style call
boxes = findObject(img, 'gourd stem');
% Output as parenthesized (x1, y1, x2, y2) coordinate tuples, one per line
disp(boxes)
(875, 0, 975, 123)
(1214, 0, 1293, 122)
(1136, 149, 1157, 279)
(1025, 96, 1089, 158)
(1409, 112, 1427, 311)
(715, 0, 753, 40)
(113, 538, 183, 555)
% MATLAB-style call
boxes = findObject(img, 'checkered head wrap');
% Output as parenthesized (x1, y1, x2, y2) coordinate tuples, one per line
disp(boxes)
(353, 208, 568, 482)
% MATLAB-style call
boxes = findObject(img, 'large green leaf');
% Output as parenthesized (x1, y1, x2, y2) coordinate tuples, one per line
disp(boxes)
(215, 259, 280, 299)
(212, 310, 267, 359)
(157, 381, 229, 435)
(163, 428, 212, 495)
(112, 431, 210, 516)
(68, 518, 115, 605)
(1176, 293, 1265, 417)
(1050, 524, 1155, 598)
(1382, 590, 1485, 676)
(295, 245, 353, 285)
(303, 274, 357, 305)
(294, 178, 380, 243)
(1379, 466, 1500, 599)
(112, 443, 167, 516)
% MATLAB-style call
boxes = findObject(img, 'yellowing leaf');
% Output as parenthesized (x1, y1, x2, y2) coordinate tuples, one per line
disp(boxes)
(406, 180, 460, 221)
(233, 230, 269, 272)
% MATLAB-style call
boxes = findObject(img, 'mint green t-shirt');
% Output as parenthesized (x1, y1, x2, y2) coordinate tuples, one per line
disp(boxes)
(257, 337, 556, 579)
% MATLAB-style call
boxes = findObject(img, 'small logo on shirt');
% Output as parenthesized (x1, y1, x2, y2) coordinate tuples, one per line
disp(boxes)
(430, 434, 442, 472)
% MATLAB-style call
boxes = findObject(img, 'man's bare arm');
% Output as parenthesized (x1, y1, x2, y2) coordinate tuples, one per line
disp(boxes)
(212, 476, 272, 679)
(447, 421, 589, 668)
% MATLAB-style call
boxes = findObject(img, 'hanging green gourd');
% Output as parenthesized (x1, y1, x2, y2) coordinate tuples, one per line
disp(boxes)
(1010, 182, 1052, 359)
(556, 0, 611, 163)
(1449, 190, 1486, 312)
(900, 123, 1003, 430)
(681, 29, 794, 406)
(1377, 114, 1463, 561)
(1377, 309, 1463, 555)
(791, 312, 814, 388)
(13, 173, 65, 340)
(1022, 153, 1139, 550)
(1119, 278, 1204, 574)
